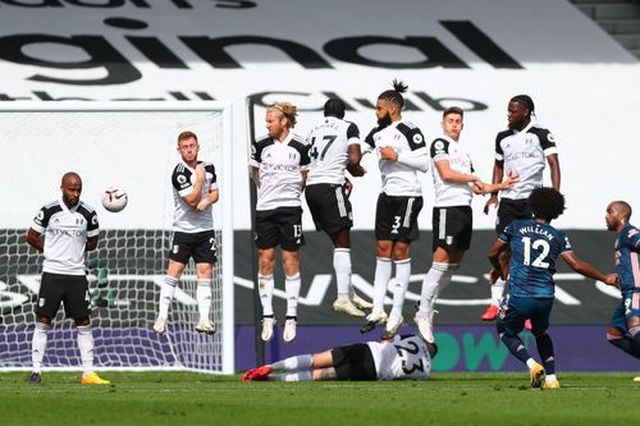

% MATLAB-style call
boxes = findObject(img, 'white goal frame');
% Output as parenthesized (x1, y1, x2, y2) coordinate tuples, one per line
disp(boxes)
(0, 102, 234, 375)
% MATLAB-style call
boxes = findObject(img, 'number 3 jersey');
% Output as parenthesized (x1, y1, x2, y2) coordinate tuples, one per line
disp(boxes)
(367, 334, 432, 380)
(499, 218, 573, 298)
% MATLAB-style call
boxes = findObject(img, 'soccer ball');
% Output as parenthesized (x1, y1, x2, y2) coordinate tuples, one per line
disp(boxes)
(101, 187, 128, 213)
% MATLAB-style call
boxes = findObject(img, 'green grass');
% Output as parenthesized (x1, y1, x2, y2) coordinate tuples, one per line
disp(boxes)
(1, 372, 639, 425)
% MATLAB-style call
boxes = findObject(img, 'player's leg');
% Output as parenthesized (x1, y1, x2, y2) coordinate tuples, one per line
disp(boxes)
(327, 191, 368, 316)
(192, 230, 217, 334)
(417, 206, 469, 341)
(606, 300, 640, 359)
(280, 207, 305, 343)
(483, 201, 515, 321)
(64, 275, 110, 385)
(255, 210, 279, 342)
(368, 194, 393, 325)
(30, 272, 64, 384)
(498, 297, 544, 388)
(529, 299, 559, 389)
(155, 232, 189, 334)
(385, 196, 423, 337)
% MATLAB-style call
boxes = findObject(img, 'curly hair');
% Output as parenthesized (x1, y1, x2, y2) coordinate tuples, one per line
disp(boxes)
(528, 187, 565, 221)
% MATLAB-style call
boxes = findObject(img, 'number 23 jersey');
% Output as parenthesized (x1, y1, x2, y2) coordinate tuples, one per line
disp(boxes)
(368, 334, 432, 380)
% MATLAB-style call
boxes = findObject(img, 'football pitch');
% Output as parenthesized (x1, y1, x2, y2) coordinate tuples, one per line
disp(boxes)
(1, 371, 639, 425)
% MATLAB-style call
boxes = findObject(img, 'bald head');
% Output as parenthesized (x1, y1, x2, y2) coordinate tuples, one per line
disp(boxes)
(60, 171, 82, 208)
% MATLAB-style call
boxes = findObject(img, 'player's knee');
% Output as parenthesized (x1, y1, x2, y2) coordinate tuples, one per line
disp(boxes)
(629, 325, 640, 339)
(606, 327, 624, 341)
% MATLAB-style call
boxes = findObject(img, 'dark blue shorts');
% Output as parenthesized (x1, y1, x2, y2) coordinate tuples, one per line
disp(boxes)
(497, 296, 553, 337)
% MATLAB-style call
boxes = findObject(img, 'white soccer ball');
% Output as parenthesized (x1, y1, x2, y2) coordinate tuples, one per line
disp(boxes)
(101, 187, 128, 213)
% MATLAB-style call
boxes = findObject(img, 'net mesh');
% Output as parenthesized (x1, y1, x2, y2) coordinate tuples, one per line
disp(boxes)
(0, 105, 232, 373)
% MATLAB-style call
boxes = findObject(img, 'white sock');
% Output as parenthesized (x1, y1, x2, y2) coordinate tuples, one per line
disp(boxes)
(272, 354, 313, 371)
(77, 325, 95, 376)
(525, 358, 537, 369)
(491, 278, 506, 306)
(373, 257, 392, 314)
(389, 258, 411, 321)
(285, 273, 301, 317)
(31, 322, 50, 374)
(418, 263, 456, 315)
(546, 374, 557, 383)
(196, 278, 212, 322)
(158, 276, 179, 319)
(258, 274, 275, 317)
(333, 248, 351, 299)
(276, 371, 313, 382)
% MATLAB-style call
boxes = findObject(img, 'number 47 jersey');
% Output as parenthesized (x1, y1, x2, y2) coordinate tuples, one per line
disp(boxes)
(305, 116, 361, 186)
(369, 334, 433, 380)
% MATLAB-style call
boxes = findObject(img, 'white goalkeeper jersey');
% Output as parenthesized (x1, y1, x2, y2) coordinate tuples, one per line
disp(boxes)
(430, 135, 475, 207)
(494, 121, 558, 200)
(363, 120, 429, 197)
(171, 160, 218, 233)
(306, 116, 361, 186)
(31, 198, 99, 276)
(367, 334, 432, 380)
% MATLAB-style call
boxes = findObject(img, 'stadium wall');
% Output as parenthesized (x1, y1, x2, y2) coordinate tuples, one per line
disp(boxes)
(1, 0, 639, 372)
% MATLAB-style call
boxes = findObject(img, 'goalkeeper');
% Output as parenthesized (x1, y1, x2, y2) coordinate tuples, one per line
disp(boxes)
(242, 333, 436, 382)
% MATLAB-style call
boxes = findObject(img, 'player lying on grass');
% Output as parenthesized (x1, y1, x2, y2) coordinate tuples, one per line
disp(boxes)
(242, 333, 437, 382)
(488, 187, 617, 390)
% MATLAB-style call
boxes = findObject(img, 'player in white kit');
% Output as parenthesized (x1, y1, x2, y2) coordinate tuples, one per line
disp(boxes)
(305, 98, 372, 317)
(242, 333, 437, 382)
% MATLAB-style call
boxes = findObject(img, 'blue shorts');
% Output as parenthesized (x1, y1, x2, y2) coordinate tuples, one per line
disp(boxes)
(497, 296, 553, 337)
(609, 290, 640, 334)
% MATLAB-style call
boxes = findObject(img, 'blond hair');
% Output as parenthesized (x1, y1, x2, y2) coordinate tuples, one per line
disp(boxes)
(267, 102, 298, 128)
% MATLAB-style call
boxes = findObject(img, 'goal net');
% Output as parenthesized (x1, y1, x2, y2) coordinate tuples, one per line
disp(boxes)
(0, 102, 234, 374)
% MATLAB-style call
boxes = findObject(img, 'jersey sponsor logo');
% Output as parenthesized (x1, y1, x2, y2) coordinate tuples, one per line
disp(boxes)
(504, 151, 540, 161)
(261, 163, 299, 172)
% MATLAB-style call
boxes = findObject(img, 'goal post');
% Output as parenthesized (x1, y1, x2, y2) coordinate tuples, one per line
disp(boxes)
(0, 102, 234, 374)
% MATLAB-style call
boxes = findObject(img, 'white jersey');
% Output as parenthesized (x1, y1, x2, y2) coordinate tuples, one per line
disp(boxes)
(495, 122, 558, 200)
(367, 334, 432, 380)
(250, 132, 310, 211)
(31, 198, 99, 276)
(171, 160, 218, 233)
(306, 116, 360, 186)
(430, 135, 475, 207)
(363, 120, 429, 197)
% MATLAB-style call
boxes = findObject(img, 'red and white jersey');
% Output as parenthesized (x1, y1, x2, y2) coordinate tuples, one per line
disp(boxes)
(171, 160, 218, 233)
(30, 198, 99, 275)
(306, 116, 360, 186)
(431, 135, 475, 207)
(367, 334, 432, 381)
(364, 120, 429, 197)
(250, 132, 310, 211)
(495, 121, 558, 200)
